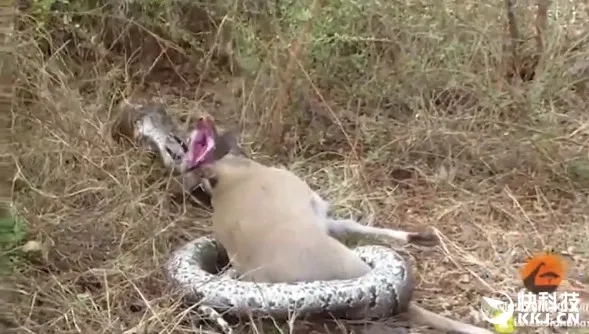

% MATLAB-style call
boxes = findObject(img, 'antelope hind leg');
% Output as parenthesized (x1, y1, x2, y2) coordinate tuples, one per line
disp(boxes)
(324, 218, 438, 246)
(409, 303, 493, 334)
(310, 192, 438, 246)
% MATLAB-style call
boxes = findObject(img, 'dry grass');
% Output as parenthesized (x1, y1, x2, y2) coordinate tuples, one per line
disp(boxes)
(2, 0, 589, 333)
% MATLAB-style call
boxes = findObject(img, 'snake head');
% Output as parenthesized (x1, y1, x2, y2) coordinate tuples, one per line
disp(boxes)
(181, 115, 217, 172)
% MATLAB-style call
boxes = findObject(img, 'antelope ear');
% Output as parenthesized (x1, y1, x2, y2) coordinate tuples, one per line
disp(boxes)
(216, 130, 244, 158)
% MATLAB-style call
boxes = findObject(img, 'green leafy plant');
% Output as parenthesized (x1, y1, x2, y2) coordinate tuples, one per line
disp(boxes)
(0, 212, 28, 275)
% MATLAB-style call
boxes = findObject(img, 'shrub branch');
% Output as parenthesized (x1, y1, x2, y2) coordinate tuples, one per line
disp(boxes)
(0, 2, 15, 213)
(505, 0, 521, 79)
(267, 0, 322, 151)
(535, 0, 549, 57)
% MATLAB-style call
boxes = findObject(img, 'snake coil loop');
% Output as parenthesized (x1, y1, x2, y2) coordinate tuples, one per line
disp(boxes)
(166, 236, 414, 334)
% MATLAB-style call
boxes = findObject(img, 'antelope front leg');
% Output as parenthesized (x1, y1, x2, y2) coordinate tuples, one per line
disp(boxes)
(310, 192, 438, 246)
(325, 217, 439, 246)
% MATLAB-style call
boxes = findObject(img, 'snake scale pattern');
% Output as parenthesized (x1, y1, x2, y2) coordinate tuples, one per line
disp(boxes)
(166, 236, 413, 313)
(116, 103, 415, 333)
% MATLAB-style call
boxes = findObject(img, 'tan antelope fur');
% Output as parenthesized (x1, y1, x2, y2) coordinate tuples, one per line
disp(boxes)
(181, 117, 493, 334)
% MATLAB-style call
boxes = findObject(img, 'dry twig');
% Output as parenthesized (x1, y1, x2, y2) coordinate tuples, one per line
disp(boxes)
(0, 3, 15, 209)
(535, 0, 549, 56)
(504, 0, 521, 79)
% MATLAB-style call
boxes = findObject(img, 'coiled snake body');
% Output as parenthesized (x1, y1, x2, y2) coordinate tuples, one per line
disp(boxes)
(166, 236, 413, 333)
(115, 104, 415, 333)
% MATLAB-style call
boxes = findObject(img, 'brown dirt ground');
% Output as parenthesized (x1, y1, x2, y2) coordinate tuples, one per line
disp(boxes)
(4, 1, 589, 334)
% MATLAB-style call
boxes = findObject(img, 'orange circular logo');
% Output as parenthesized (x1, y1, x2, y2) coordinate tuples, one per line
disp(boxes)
(520, 253, 566, 294)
